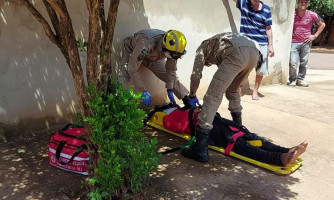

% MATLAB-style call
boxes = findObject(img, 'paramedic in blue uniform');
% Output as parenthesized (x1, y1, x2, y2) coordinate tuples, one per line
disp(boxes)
(182, 32, 262, 162)
(119, 29, 191, 107)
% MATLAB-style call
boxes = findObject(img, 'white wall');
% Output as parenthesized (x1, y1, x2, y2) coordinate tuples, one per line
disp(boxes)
(0, 0, 295, 127)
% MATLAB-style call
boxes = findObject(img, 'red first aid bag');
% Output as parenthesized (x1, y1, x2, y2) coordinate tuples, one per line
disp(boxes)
(48, 124, 89, 175)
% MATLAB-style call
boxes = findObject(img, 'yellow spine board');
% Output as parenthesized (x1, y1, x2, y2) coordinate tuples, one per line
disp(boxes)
(147, 112, 303, 175)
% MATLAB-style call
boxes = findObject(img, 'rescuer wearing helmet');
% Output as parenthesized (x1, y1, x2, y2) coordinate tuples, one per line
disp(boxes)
(119, 29, 190, 107)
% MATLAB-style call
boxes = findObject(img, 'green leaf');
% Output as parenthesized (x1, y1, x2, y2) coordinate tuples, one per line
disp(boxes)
(88, 178, 97, 185)
(101, 191, 109, 198)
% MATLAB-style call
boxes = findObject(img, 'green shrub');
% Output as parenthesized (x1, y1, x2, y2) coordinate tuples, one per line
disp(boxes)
(85, 82, 160, 199)
(308, 0, 334, 18)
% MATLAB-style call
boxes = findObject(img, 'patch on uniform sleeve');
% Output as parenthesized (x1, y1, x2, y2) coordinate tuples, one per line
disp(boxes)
(141, 49, 149, 55)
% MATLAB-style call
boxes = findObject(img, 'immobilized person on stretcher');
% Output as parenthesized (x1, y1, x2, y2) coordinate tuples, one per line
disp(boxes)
(162, 107, 308, 167)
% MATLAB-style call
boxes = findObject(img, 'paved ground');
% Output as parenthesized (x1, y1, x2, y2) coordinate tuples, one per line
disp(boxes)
(308, 51, 334, 70)
(0, 52, 333, 200)
(141, 52, 334, 199)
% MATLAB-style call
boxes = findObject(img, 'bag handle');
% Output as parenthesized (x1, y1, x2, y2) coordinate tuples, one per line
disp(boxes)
(61, 123, 84, 131)
(59, 124, 87, 141)
(55, 141, 87, 165)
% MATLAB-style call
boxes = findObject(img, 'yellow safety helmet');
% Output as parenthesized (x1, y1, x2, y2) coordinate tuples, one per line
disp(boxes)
(163, 30, 187, 56)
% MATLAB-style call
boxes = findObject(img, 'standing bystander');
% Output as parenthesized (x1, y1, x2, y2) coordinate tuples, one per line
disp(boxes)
(288, 0, 325, 87)
(233, 0, 275, 100)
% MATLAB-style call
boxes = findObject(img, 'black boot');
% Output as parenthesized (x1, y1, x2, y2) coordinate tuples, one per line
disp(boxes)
(182, 126, 210, 162)
(182, 95, 191, 109)
(231, 111, 242, 125)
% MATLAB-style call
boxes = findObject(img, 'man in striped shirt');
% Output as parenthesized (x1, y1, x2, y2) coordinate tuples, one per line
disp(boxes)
(233, 0, 275, 100)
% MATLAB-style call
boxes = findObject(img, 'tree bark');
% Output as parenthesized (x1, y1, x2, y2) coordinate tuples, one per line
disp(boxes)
(97, 0, 120, 92)
(85, 0, 100, 85)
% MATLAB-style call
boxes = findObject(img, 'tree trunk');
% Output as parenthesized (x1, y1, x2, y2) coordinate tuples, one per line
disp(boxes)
(97, 0, 120, 92)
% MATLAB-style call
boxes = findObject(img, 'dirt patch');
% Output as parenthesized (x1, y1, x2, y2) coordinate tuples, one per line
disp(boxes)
(311, 46, 334, 54)
(0, 125, 302, 200)
(0, 127, 84, 200)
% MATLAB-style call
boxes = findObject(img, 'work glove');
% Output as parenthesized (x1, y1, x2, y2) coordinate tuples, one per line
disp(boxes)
(142, 91, 152, 105)
(189, 95, 201, 108)
(167, 89, 176, 105)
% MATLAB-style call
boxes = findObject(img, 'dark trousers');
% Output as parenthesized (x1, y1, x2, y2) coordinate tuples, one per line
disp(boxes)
(209, 128, 289, 166)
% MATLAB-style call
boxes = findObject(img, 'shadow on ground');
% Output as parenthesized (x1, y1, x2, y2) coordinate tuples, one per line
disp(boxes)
(139, 126, 301, 200)
(0, 125, 301, 200)
(0, 127, 84, 200)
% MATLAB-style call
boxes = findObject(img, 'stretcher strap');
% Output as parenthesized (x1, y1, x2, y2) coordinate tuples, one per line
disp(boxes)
(224, 131, 245, 155)
(247, 140, 262, 147)
(161, 136, 195, 155)
(188, 108, 196, 137)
